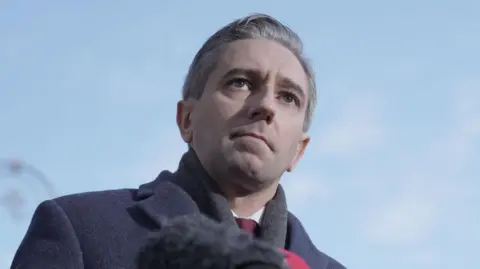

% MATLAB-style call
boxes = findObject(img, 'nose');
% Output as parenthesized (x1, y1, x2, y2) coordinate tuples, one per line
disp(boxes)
(247, 89, 276, 124)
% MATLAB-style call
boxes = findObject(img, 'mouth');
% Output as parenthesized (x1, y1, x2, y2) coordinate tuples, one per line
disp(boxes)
(231, 132, 272, 150)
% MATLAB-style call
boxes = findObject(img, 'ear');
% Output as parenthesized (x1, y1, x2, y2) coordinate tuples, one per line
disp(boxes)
(286, 134, 310, 172)
(176, 99, 195, 143)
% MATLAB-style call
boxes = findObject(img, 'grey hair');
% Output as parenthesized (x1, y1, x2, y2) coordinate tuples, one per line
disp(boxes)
(182, 13, 317, 132)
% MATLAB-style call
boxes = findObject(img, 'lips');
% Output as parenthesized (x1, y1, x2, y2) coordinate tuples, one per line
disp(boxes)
(231, 131, 272, 150)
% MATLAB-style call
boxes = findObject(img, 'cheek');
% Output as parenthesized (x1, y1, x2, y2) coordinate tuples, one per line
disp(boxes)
(214, 93, 244, 117)
(278, 115, 304, 136)
(277, 127, 304, 155)
(192, 97, 237, 132)
(287, 140, 301, 159)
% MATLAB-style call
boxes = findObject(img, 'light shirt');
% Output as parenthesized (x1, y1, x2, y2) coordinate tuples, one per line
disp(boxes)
(231, 207, 265, 224)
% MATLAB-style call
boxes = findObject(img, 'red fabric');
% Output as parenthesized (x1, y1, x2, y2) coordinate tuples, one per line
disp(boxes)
(235, 219, 309, 268)
(235, 218, 258, 234)
(279, 249, 310, 269)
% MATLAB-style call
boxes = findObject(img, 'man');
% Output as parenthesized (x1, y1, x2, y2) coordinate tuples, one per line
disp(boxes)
(11, 14, 346, 269)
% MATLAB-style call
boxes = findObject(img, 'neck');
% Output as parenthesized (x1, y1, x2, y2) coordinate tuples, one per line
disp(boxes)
(173, 148, 289, 248)
(178, 148, 279, 217)
(221, 182, 278, 218)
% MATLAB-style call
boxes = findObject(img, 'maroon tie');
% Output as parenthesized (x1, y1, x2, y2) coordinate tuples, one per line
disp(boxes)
(235, 217, 259, 236)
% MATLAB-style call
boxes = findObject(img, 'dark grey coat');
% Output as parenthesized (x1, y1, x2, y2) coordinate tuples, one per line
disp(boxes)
(11, 151, 346, 269)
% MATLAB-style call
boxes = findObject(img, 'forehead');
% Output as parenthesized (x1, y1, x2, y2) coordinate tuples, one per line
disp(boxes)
(213, 39, 309, 91)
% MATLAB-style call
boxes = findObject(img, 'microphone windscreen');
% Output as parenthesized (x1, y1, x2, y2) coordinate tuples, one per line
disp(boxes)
(137, 214, 287, 269)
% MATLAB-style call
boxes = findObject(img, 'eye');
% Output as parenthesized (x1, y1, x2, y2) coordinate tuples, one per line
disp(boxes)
(226, 78, 251, 91)
(279, 92, 300, 106)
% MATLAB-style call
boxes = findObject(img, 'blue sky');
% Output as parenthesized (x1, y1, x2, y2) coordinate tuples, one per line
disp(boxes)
(1, 1, 479, 268)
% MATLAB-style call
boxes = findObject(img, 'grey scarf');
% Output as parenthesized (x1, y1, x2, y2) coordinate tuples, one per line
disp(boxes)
(172, 149, 288, 249)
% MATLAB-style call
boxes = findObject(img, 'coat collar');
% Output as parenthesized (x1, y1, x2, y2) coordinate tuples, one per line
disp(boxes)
(129, 151, 327, 268)
(130, 170, 200, 228)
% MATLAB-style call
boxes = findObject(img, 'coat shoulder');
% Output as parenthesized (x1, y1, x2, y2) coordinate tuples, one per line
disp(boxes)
(12, 188, 146, 269)
(53, 188, 138, 211)
(48, 187, 144, 233)
(288, 212, 347, 269)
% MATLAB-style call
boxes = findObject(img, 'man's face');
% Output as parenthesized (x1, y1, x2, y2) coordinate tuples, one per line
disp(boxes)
(178, 39, 310, 191)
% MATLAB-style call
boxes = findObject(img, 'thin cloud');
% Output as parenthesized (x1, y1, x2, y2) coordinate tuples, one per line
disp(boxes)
(363, 186, 439, 245)
(0, 248, 14, 269)
(360, 79, 479, 260)
(410, 249, 439, 269)
(121, 128, 187, 187)
(315, 93, 386, 158)
(282, 173, 333, 208)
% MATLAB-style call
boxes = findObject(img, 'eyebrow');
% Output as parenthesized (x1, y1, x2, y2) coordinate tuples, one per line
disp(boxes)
(278, 76, 306, 101)
(221, 68, 307, 99)
(221, 68, 259, 80)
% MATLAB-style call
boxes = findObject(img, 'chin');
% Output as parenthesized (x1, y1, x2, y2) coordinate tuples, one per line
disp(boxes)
(231, 150, 265, 169)
(226, 152, 271, 185)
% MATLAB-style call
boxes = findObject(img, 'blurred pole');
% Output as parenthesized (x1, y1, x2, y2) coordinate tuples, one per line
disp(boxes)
(0, 158, 56, 221)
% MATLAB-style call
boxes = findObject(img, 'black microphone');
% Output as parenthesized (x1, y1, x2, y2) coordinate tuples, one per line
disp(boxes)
(136, 214, 288, 269)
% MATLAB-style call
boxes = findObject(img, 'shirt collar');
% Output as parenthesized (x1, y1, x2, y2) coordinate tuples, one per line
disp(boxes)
(231, 207, 265, 223)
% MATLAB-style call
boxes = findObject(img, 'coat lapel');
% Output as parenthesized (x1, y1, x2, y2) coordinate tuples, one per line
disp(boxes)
(130, 171, 200, 228)
(129, 166, 333, 268)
